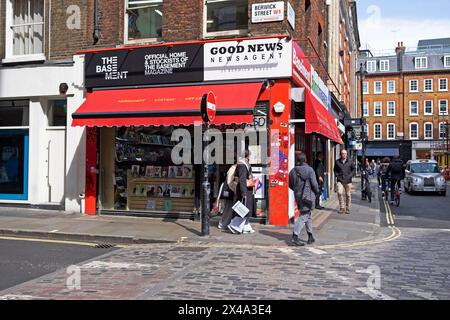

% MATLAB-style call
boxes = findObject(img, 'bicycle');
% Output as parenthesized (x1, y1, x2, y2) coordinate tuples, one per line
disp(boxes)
(385, 178, 401, 207)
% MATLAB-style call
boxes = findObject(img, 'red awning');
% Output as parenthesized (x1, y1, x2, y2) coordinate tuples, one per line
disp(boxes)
(72, 83, 263, 127)
(305, 90, 344, 144)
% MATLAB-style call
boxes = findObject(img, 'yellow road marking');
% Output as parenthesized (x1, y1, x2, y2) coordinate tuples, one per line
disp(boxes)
(0, 236, 127, 248)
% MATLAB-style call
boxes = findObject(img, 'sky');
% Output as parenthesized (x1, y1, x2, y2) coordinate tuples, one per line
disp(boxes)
(357, 0, 450, 54)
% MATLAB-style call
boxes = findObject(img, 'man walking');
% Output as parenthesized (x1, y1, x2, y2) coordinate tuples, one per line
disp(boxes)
(289, 153, 320, 246)
(333, 149, 356, 214)
(314, 152, 326, 210)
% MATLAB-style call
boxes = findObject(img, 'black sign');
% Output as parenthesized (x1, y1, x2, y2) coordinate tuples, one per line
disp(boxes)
(85, 44, 204, 88)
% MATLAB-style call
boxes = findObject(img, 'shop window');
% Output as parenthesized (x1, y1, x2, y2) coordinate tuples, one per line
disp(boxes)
(126, 0, 163, 42)
(48, 100, 67, 127)
(4, 0, 44, 62)
(0, 100, 29, 127)
(205, 0, 248, 35)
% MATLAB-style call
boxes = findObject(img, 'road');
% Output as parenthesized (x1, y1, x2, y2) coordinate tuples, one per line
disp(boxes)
(0, 238, 116, 292)
(388, 184, 450, 229)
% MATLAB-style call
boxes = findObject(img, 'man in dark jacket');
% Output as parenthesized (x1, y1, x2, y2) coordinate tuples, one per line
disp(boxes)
(289, 153, 320, 246)
(386, 156, 405, 202)
(314, 152, 326, 210)
(333, 149, 356, 214)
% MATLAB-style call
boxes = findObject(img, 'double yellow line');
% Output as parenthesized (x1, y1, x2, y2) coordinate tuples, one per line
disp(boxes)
(383, 198, 395, 226)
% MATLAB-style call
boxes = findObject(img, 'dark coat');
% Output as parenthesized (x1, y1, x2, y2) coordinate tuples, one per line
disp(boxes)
(333, 158, 356, 184)
(234, 161, 254, 216)
(386, 160, 405, 180)
(314, 159, 325, 184)
(289, 164, 320, 213)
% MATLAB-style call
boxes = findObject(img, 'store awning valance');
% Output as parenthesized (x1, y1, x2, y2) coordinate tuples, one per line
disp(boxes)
(72, 83, 263, 127)
(358, 148, 400, 157)
(305, 90, 344, 144)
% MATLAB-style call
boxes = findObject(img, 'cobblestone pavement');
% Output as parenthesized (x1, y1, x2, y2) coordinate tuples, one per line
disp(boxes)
(0, 226, 449, 300)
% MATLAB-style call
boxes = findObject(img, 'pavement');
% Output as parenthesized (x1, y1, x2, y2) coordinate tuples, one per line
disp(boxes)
(0, 178, 381, 248)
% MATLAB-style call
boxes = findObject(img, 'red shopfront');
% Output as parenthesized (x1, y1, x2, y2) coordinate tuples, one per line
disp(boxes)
(72, 36, 342, 227)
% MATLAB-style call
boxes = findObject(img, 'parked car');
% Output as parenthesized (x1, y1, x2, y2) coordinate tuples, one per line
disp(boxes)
(404, 160, 447, 196)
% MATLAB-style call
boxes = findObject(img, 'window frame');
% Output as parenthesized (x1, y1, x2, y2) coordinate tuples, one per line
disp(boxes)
(124, 0, 164, 45)
(366, 60, 377, 73)
(204, 0, 249, 38)
(409, 122, 419, 140)
(379, 60, 390, 72)
(363, 101, 369, 117)
(387, 101, 396, 116)
(409, 79, 419, 93)
(374, 123, 382, 140)
(444, 56, 450, 68)
(409, 100, 419, 116)
(3, 0, 46, 64)
(387, 123, 396, 140)
(415, 57, 428, 69)
(362, 81, 369, 94)
(439, 78, 448, 92)
(374, 101, 382, 117)
(440, 122, 448, 139)
(387, 80, 396, 93)
(374, 81, 383, 94)
(424, 100, 433, 116)
(439, 99, 449, 115)
(424, 79, 433, 92)
(424, 122, 433, 140)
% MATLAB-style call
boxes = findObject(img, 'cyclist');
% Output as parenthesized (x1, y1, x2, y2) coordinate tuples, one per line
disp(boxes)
(379, 157, 391, 196)
(386, 156, 405, 203)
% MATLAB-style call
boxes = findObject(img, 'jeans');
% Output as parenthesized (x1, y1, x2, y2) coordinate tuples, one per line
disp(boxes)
(381, 175, 388, 193)
(293, 211, 313, 236)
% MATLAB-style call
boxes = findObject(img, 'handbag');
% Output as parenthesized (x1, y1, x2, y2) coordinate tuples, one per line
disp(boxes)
(298, 174, 313, 206)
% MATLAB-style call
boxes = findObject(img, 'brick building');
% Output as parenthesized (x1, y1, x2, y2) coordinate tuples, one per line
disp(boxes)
(0, 1, 359, 225)
(358, 39, 450, 165)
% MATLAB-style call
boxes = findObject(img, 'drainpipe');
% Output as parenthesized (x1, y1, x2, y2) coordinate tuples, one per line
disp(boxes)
(93, 0, 100, 45)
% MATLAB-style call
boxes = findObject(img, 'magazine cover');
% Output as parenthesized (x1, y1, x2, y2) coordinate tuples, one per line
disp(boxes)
(153, 166, 162, 178)
(131, 165, 140, 177)
(146, 200, 156, 210)
(156, 185, 164, 197)
(168, 166, 177, 178)
(161, 167, 168, 178)
(163, 184, 171, 197)
(133, 184, 140, 196)
(145, 166, 154, 177)
(181, 186, 189, 197)
(176, 166, 184, 178)
(146, 185, 157, 197)
(182, 165, 193, 178)
(171, 185, 181, 197)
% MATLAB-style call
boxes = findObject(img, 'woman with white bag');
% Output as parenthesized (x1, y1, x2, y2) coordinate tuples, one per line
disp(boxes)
(218, 159, 238, 230)
(228, 150, 255, 234)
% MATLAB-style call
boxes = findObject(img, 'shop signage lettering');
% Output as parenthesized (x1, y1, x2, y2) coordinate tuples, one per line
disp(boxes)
(251, 1, 284, 23)
(311, 66, 330, 110)
(292, 42, 310, 86)
(204, 38, 292, 81)
(85, 44, 204, 88)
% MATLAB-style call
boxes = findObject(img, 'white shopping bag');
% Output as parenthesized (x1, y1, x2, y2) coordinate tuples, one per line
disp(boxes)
(232, 201, 250, 218)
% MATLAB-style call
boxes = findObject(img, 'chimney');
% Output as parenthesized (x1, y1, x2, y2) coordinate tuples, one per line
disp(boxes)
(396, 41, 406, 71)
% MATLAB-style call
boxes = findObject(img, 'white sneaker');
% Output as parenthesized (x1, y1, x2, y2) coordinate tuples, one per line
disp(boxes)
(243, 229, 256, 234)
(218, 223, 224, 229)
(228, 225, 239, 234)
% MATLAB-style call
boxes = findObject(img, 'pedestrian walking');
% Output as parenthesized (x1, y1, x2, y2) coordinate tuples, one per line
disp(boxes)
(217, 160, 238, 230)
(313, 152, 326, 210)
(228, 150, 255, 234)
(333, 149, 356, 214)
(289, 153, 320, 246)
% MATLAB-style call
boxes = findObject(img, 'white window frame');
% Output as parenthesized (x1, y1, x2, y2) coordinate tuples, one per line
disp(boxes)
(387, 123, 396, 140)
(363, 102, 369, 117)
(374, 101, 382, 117)
(387, 80, 396, 93)
(424, 122, 433, 140)
(124, 0, 164, 45)
(439, 78, 448, 92)
(444, 56, 450, 68)
(409, 80, 419, 93)
(204, 0, 249, 38)
(3, 0, 46, 64)
(424, 79, 433, 92)
(387, 101, 396, 116)
(379, 60, 390, 72)
(374, 123, 382, 140)
(424, 100, 433, 116)
(374, 81, 382, 94)
(440, 122, 448, 139)
(362, 81, 369, 94)
(410, 122, 419, 140)
(409, 100, 419, 116)
(415, 57, 428, 69)
(439, 99, 449, 115)
(366, 60, 377, 73)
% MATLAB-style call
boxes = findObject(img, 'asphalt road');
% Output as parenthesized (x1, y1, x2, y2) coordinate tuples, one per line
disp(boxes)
(0, 239, 116, 291)
(387, 184, 450, 229)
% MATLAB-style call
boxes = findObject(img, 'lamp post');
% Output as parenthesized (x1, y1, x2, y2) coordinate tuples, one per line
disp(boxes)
(356, 63, 368, 199)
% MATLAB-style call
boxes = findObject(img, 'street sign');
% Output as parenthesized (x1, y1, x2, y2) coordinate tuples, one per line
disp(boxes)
(201, 91, 216, 123)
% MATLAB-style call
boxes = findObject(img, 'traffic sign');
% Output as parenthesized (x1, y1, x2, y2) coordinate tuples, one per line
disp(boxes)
(201, 91, 216, 123)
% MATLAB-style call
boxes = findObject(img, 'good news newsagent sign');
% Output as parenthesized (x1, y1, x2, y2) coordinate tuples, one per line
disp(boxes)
(84, 38, 295, 88)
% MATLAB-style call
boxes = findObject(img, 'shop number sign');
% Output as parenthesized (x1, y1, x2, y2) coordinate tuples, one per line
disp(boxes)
(201, 91, 216, 123)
